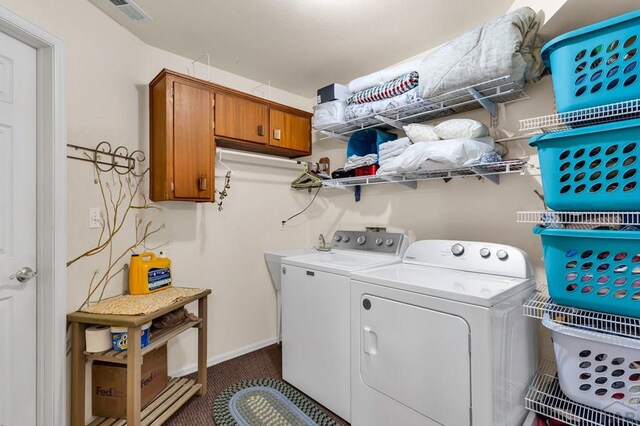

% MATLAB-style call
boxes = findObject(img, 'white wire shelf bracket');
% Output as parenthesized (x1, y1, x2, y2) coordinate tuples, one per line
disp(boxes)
(523, 287, 640, 339)
(322, 159, 529, 190)
(519, 99, 640, 133)
(517, 211, 640, 227)
(526, 360, 640, 426)
(315, 76, 527, 141)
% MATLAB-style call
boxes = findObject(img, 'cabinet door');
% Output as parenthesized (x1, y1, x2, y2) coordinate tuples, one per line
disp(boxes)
(214, 92, 268, 144)
(269, 109, 311, 153)
(173, 80, 214, 200)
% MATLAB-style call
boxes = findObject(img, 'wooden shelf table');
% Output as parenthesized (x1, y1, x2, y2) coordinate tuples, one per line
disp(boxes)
(68, 289, 211, 426)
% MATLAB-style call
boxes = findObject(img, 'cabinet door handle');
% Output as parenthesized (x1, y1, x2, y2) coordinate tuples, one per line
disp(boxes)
(258, 125, 264, 136)
(273, 128, 281, 140)
(198, 176, 207, 191)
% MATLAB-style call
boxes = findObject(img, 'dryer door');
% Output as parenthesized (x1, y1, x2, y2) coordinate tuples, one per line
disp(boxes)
(359, 295, 471, 425)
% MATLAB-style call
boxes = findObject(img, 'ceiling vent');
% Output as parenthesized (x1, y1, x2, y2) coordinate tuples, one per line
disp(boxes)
(106, 0, 152, 21)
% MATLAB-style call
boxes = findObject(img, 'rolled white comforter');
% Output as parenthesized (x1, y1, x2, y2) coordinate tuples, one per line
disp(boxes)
(418, 7, 544, 99)
(348, 59, 422, 93)
(377, 137, 495, 174)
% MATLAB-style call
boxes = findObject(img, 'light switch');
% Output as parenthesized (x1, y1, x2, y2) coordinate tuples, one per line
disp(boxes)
(89, 207, 101, 229)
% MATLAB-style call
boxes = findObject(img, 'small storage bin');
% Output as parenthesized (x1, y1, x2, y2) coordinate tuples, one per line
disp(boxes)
(543, 314, 640, 419)
(535, 227, 640, 317)
(529, 119, 640, 211)
(542, 9, 640, 112)
(354, 165, 379, 176)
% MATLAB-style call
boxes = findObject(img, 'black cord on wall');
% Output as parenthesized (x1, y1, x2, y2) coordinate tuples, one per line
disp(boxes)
(281, 186, 322, 228)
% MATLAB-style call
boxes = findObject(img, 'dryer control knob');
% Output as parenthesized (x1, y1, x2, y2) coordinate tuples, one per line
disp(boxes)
(334, 235, 342, 242)
(451, 244, 465, 256)
(480, 248, 491, 258)
(497, 249, 509, 261)
(375, 238, 383, 246)
(343, 236, 350, 242)
(357, 236, 366, 245)
(385, 239, 394, 246)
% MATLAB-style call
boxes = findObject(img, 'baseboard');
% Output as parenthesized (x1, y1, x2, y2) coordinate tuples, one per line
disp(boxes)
(169, 336, 279, 377)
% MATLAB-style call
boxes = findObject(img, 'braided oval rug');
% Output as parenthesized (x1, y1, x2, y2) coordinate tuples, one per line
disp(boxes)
(212, 378, 337, 426)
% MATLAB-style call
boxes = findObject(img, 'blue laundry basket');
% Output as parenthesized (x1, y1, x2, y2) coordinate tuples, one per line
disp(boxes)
(542, 9, 640, 112)
(535, 227, 640, 317)
(529, 118, 640, 211)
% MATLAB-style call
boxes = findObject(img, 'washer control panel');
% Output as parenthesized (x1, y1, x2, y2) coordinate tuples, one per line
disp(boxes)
(331, 230, 407, 256)
(403, 240, 534, 278)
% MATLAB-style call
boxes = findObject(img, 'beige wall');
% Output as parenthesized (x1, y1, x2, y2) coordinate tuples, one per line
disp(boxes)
(0, 0, 316, 420)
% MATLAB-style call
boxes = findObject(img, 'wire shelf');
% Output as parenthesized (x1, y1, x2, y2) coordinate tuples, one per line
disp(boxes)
(315, 76, 527, 140)
(519, 99, 640, 133)
(523, 288, 640, 339)
(517, 211, 640, 227)
(322, 159, 528, 189)
(526, 360, 640, 425)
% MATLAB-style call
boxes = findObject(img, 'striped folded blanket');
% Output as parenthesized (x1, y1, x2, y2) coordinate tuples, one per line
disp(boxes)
(346, 71, 419, 105)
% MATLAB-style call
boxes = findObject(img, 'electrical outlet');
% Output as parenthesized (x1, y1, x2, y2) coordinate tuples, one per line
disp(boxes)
(89, 207, 101, 229)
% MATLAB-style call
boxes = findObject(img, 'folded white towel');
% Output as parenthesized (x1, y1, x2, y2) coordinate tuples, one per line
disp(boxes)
(379, 145, 410, 160)
(378, 137, 411, 152)
(379, 157, 395, 166)
(312, 100, 347, 129)
(344, 153, 378, 171)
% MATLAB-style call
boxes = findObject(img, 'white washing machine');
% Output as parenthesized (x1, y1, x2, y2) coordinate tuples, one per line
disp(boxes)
(350, 240, 537, 426)
(264, 248, 317, 342)
(281, 230, 408, 422)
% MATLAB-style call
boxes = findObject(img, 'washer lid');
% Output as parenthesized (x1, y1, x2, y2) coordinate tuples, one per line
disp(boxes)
(351, 263, 534, 307)
(282, 251, 400, 276)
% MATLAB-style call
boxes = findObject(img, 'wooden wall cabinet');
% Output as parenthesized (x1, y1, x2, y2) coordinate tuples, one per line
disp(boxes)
(269, 109, 312, 153)
(214, 92, 268, 145)
(149, 69, 312, 202)
(150, 72, 215, 202)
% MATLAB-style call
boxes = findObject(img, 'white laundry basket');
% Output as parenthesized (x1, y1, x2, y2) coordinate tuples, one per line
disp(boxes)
(543, 315, 640, 420)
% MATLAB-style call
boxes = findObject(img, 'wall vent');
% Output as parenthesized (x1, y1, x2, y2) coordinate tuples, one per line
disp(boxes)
(106, 0, 152, 21)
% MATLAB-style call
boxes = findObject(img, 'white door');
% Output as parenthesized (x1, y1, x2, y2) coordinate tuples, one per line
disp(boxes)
(359, 295, 471, 426)
(0, 30, 37, 426)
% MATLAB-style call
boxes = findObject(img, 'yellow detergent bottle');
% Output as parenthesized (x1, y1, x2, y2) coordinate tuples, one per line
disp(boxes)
(129, 252, 172, 295)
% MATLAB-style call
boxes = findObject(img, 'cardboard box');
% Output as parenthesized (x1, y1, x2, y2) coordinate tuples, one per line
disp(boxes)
(92, 345, 168, 419)
(316, 83, 351, 104)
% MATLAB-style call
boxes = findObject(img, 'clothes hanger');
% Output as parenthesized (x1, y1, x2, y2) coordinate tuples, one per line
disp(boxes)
(291, 162, 323, 189)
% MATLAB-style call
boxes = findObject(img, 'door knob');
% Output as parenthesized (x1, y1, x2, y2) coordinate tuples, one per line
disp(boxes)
(9, 266, 38, 283)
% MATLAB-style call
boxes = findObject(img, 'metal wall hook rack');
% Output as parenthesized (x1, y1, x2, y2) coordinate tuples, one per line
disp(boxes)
(66, 141, 146, 176)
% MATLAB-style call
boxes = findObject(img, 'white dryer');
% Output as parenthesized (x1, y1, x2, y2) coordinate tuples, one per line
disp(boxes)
(281, 230, 407, 422)
(350, 240, 537, 426)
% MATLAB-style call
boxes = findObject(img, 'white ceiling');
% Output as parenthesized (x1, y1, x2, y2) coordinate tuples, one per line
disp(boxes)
(88, 0, 517, 97)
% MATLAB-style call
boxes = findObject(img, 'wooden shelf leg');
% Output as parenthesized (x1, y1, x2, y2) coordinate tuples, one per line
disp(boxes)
(127, 326, 142, 426)
(70, 322, 86, 426)
(198, 296, 208, 396)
